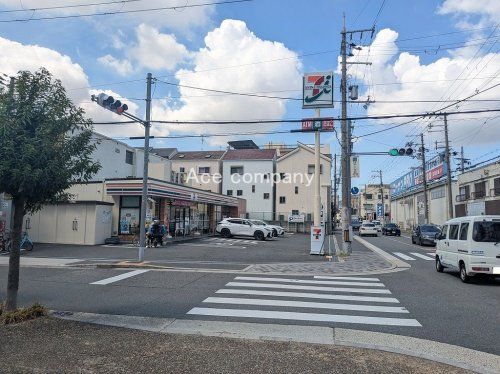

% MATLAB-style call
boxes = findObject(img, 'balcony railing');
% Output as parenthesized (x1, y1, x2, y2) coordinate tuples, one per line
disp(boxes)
(471, 190, 487, 199)
(490, 187, 500, 197)
(455, 194, 470, 202)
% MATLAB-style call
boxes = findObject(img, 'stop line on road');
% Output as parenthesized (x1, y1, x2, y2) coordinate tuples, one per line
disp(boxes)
(392, 252, 435, 261)
(202, 237, 261, 245)
(187, 275, 422, 327)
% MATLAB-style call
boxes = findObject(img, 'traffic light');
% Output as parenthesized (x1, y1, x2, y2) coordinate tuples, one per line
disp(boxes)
(389, 147, 414, 156)
(92, 93, 128, 115)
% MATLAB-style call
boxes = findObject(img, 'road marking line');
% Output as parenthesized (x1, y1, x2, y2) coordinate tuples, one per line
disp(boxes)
(385, 236, 420, 248)
(226, 282, 391, 294)
(410, 252, 434, 260)
(203, 297, 409, 313)
(234, 276, 384, 287)
(187, 308, 421, 327)
(314, 276, 380, 282)
(427, 252, 435, 256)
(215, 289, 400, 303)
(90, 270, 149, 285)
(392, 252, 415, 261)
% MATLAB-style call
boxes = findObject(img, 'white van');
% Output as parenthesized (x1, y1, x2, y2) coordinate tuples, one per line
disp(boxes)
(435, 216, 500, 282)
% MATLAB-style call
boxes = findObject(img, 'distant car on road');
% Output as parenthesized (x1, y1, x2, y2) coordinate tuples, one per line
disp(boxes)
(359, 223, 378, 237)
(382, 223, 401, 236)
(351, 219, 362, 231)
(249, 219, 284, 237)
(412, 224, 441, 246)
(216, 218, 272, 241)
(371, 220, 382, 232)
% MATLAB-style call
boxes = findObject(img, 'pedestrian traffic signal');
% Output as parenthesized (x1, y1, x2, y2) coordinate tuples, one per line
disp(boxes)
(389, 147, 414, 156)
(92, 93, 128, 115)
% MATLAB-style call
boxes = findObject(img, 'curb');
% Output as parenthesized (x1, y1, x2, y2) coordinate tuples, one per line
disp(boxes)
(354, 235, 411, 269)
(51, 311, 500, 374)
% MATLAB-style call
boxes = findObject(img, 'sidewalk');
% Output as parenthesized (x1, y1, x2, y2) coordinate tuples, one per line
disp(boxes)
(0, 317, 468, 374)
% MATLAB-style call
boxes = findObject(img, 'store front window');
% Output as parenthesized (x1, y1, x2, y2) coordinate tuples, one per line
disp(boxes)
(119, 196, 141, 235)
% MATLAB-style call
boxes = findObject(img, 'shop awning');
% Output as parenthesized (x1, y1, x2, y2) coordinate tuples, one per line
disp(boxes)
(105, 178, 239, 207)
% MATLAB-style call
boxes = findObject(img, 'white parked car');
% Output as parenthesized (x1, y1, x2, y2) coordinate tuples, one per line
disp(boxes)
(250, 219, 285, 237)
(359, 223, 378, 237)
(371, 220, 382, 232)
(435, 215, 500, 283)
(216, 218, 272, 241)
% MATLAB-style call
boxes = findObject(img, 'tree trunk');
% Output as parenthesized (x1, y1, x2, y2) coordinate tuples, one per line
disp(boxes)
(5, 197, 25, 311)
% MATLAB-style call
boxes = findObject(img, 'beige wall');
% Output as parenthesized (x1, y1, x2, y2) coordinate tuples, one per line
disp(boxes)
(276, 146, 331, 219)
(171, 159, 222, 193)
(360, 184, 391, 219)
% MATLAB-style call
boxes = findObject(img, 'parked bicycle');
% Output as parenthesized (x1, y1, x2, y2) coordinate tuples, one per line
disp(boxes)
(1, 231, 34, 253)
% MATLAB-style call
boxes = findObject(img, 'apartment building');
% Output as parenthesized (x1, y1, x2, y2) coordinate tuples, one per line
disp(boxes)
(19, 132, 243, 245)
(455, 160, 500, 216)
(222, 148, 276, 220)
(275, 142, 332, 223)
(170, 150, 226, 193)
(359, 184, 391, 221)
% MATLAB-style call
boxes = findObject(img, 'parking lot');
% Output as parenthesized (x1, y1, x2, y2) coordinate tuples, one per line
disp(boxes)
(17, 233, 328, 269)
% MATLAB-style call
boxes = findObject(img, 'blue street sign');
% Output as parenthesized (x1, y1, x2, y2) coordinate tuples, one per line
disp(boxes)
(351, 187, 359, 195)
(377, 203, 384, 217)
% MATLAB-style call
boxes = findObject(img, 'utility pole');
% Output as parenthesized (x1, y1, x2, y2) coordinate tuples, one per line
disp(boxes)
(378, 170, 385, 224)
(420, 133, 429, 224)
(443, 114, 453, 220)
(340, 16, 373, 254)
(138, 73, 153, 262)
(340, 16, 351, 254)
(460, 146, 465, 173)
(333, 153, 337, 229)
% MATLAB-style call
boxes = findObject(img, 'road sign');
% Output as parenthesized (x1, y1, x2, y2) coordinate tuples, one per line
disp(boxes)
(303, 72, 334, 109)
(351, 155, 360, 178)
(376, 203, 384, 217)
(351, 187, 359, 195)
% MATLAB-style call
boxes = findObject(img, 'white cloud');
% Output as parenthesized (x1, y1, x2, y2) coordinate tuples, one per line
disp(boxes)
(0, 36, 144, 137)
(342, 28, 500, 146)
(0, 0, 214, 32)
(438, 0, 500, 22)
(151, 19, 302, 145)
(98, 24, 189, 75)
(97, 55, 133, 76)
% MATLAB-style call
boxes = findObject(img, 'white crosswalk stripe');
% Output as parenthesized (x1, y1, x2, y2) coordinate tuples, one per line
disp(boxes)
(392, 252, 436, 261)
(410, 252, 434, 260)
(187, 275, 421, 328)
(392, 252, 415, 260)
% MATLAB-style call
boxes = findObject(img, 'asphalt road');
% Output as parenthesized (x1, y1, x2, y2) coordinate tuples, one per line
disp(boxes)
(0, 233, 498, 355)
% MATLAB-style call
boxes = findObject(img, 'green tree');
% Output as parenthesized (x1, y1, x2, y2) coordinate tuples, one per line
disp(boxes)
(0, 68, 100, 311)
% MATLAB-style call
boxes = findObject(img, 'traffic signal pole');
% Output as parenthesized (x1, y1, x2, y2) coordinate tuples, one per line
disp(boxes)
(138, 73, 153, 262)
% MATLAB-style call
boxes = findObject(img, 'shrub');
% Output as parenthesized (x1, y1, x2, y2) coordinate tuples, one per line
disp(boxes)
(1, 302, 47, 325)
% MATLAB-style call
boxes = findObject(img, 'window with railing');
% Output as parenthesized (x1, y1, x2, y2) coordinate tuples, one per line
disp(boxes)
(473, 181, 486, 199)
(456, 185, 470, 202)
(492, 177, 500, 197)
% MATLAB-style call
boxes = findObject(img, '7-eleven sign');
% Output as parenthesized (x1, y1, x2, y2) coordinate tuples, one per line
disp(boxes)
(303, 72, 334, 109)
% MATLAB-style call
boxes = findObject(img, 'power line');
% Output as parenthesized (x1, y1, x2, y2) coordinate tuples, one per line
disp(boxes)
(0, 0, 252, 23)
(89, 108, 500, 125)
(0, 0, 145, 14)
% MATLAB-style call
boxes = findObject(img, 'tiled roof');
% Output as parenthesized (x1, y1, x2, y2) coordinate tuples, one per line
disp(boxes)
(151, 148, 177, 159)
(171, 150, 225, 160)
(222, 149, 276, 160)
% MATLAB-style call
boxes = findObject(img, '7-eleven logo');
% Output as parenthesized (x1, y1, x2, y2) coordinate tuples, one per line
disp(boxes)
(304, 74, 332, 104)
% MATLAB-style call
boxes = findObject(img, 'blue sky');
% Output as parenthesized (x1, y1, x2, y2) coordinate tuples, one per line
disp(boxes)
(0, 0, 498, 188)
